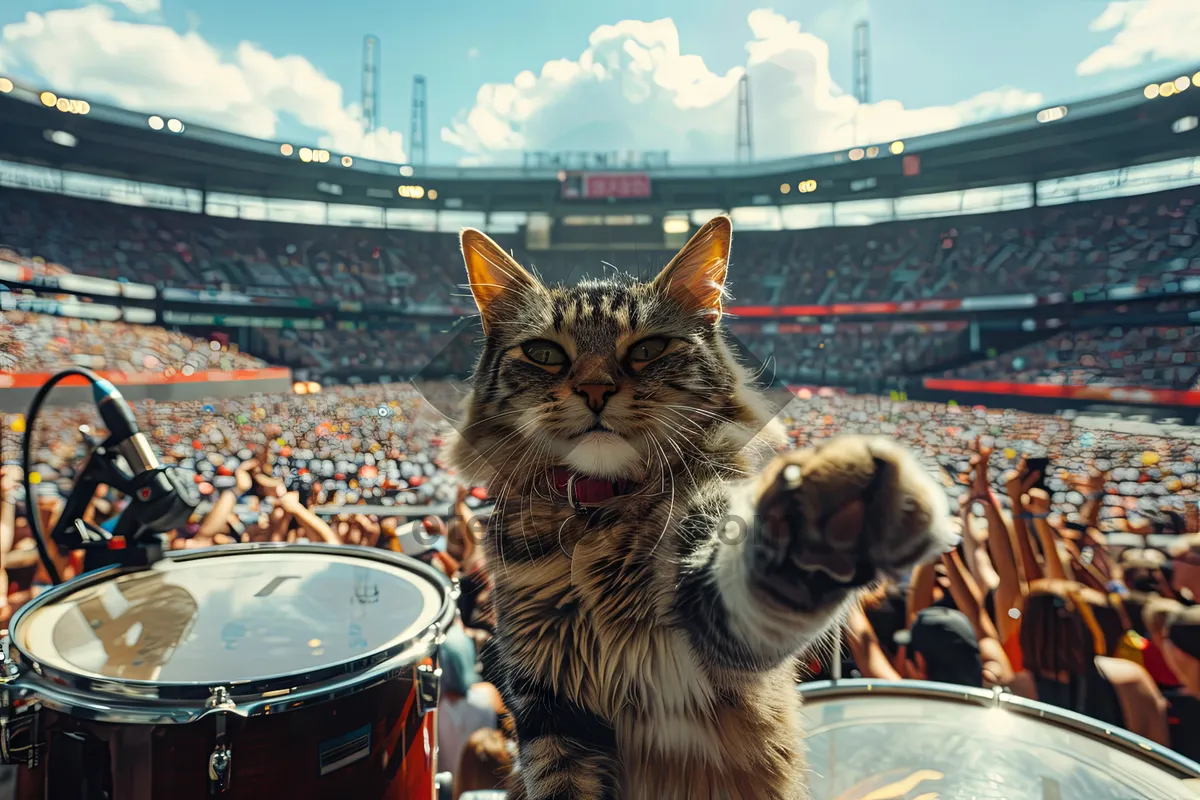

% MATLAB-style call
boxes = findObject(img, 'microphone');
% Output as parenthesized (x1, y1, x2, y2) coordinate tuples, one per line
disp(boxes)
(88, 377, 200, 551)
(93, 377, 162, 477)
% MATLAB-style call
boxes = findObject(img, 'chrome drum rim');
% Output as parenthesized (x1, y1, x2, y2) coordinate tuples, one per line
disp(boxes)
(798, 679, 1200, 781)
(5, 543, 457, 721)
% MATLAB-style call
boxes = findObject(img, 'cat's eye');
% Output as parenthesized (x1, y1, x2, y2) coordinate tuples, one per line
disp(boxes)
(520, 339, 568, 367)
(629, 336, 671, 362)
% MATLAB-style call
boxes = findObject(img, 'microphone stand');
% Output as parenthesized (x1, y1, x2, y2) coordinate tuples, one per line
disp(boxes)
(49, 425, 200, 574)
(21, 367, 200, 584)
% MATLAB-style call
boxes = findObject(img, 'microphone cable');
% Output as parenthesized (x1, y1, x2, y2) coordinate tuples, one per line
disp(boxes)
(20, 367, 106, 586)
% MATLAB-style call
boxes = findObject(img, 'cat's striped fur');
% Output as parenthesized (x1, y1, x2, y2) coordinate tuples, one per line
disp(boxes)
(448, 217, 956, 799)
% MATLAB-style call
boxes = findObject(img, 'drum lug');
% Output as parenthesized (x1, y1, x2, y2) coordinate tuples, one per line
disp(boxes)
(0, 633, 41, 769)
(417, 664, 441, 716)
(0, 699, 42, 769)
(207, 742, 232, 795)
(206, 686, 234, 795)
(0, 631, 19, 682)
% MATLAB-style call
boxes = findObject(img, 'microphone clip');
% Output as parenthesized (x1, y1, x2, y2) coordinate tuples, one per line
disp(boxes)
(50, 440, 200, 572)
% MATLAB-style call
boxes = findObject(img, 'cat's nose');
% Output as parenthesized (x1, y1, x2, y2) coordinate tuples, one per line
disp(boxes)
(575, 383, 617, 413)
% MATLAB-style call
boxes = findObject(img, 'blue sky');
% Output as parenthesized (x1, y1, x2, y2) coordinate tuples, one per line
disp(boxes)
(1, 0, 1198, 164)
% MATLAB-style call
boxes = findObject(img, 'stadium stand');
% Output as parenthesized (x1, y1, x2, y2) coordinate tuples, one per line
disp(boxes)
(950, 325, 1200, 390)
(0, 311, 264, 374)
(4, 186, 1200, 307)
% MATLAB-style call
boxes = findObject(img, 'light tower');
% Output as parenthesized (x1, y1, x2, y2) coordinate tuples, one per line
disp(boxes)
(410, 76, 428, 166)
(735, 73, 753, 163)
(362, 35, 379, 133)
(853, 20, 870, 105)
(852, 20, 870, 145)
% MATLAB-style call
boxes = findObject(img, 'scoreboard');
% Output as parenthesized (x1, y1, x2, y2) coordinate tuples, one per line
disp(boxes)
(560, 171, 651, 200)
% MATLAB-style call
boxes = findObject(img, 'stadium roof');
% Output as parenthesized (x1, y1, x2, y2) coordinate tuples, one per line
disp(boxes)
(1, 68, 1198, 214)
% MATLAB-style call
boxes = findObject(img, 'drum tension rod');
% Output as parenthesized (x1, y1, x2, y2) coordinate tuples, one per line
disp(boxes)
(417, 664, 442, 716)
(206, 686, 235, 795)
(0, 632, 42, 769)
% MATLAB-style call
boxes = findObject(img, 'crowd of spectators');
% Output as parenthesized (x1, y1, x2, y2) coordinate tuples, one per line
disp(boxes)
(786, 396, 1200, 767)
(3, 383, 1200, 790)
(838, 436, 1200, 768)
(4, 185, 1200, 308)
(733, 324, 968, 385)
(736, 186, 1200, 305)
(255, 327, 474, 379)
(0, 190, 463, 307)
(5, 382, 465, 509)
(784, 394, 1199, 534)
(0, 311, 265, 374)
(950, 324, 1200, 390)
(6, 373, 1200, 539)
(15, 306, 1200, 395)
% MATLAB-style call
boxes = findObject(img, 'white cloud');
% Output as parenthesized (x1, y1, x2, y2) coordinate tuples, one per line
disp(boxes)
(109, 0, 161, 15)
(441, 9, 1043, 165)
(0, 6, 406, 162)
(1078, 0, 1200, 76)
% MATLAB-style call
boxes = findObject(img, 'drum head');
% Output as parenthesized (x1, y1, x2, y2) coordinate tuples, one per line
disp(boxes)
(800, 685, 1198, 800)
(12, 546, 448, 694)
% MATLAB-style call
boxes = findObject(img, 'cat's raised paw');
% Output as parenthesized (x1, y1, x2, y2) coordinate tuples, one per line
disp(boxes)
(750, 436, 956, 612)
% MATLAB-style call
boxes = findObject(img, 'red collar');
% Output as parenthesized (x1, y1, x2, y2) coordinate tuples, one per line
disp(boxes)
(550, 467, 636, 512)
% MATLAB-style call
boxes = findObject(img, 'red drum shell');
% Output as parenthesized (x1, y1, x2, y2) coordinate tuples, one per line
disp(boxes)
(6, 544, 453, 800)
(16, 665, 436, 799)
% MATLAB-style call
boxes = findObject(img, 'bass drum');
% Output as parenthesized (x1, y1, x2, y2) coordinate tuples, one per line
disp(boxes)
(1, 543, 456, 800)
(798, 679, 1200, 800)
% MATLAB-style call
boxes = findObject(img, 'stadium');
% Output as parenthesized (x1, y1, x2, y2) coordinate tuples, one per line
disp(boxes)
(2, 22, 1200, 799)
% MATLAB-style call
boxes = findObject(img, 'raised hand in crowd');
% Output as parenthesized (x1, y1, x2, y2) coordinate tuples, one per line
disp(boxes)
(845, 600, 902, 681)
(279, 491, 338, 544)
(940, 547, 1015, 688)
(0, 465, 19, 623)
(234, 458, 257, 496)
(968, 435, 994, 501)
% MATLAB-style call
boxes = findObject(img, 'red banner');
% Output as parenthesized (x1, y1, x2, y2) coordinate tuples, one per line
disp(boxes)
(728, 298, 966, 318)
(730, 321, 967, 335)
(923, 378, 1200, 407)
(589, 172, 650, 199)
(786, 385, 848, 398)
(0, 367, 292, 389)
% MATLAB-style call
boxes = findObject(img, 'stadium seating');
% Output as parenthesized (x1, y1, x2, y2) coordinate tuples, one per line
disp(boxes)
(3, 185, 1199, 307)
(734, 327, 969, 385)
(255, 327, 472, 379)
(0, 311, 264, 374)
(949, 324, 1200, 390)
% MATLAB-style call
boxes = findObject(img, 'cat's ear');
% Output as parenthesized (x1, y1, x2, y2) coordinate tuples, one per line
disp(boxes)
(653, 214, 731, 323)
(460, 228, 541, 334)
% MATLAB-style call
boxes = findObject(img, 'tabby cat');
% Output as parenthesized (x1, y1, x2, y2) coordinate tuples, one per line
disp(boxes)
(448, 216, 956, 800)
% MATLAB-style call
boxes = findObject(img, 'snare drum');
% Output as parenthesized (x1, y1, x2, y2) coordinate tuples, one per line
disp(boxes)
(0, 543, 456, 800)
(798, 679, 1200, 800)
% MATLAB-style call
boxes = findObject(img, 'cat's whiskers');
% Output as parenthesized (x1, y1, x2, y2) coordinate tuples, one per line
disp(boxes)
(456, 415, 544, 478)
(465, 419, 549, 565)
(642, 406, 708, 436)
(644, 418, 704, 485)
(511, 438, 552, 566)
(642, 431, 678, 559)
(461, 405, 528, 427)
(456, 407, 529, 439)
(480, 432, 544, 579)
(662, 404, 734, 425)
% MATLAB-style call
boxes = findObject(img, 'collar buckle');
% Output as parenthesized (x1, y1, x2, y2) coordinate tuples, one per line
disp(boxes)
(565, 473, 586, 515)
